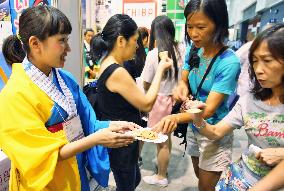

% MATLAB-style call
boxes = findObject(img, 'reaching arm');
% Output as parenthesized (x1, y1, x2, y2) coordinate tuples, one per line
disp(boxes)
(143, 81, 151, 92)
(107, 58, 172, 112)
(170, 91, 227, 124)
(153, 91, 228, 134)
(58, 124, 136, 160)
(193, 118, 233, 140)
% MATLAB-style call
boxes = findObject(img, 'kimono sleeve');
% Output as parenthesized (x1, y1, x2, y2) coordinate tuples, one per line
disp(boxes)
(77, 86, 111, 187)
(0, 91, 68, 190)
(62, 71, 111, 187)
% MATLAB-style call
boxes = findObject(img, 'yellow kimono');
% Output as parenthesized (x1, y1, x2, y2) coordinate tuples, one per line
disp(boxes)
(0, 63, 110, 190)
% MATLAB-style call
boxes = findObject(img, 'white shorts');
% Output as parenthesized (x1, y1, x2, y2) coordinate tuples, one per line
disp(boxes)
(187, 128, 233, 172)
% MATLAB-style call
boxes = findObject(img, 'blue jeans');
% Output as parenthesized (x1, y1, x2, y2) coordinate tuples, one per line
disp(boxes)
(111, 164, 141, 191)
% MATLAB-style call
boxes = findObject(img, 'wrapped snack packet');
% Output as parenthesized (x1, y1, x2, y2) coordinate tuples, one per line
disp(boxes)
(158, 51, 168, 60)
(185, 100, 203, 114)
(248, 144, 262, 155)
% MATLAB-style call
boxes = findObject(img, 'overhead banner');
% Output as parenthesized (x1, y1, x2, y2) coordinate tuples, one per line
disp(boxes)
(123, 0, 157, 29)
(95, 0, 112, 31)
(0, 0, 12, 44)
(9, 0, 51, 34)
(0, 0, 12, 91)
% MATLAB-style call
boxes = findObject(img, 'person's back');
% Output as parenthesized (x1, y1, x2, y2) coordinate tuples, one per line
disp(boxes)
(142, 45, 184, 96)
(141, 15, 185, 187)
(236, 41, 253, 96)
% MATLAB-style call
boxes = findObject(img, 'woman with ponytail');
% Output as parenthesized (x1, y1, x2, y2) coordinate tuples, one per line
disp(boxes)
(0, 5, 139, 191)
(90, 14, 173, 191)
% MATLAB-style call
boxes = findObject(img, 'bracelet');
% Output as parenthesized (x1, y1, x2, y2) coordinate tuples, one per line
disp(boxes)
(193, 119, 206, 130)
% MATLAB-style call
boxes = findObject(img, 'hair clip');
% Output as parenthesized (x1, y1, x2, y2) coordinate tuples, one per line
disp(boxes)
(16, 33, 22, 42)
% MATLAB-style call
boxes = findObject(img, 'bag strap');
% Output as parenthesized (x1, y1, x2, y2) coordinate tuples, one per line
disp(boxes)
(84, 42, 94, 70)
(193, 46, 228, 98)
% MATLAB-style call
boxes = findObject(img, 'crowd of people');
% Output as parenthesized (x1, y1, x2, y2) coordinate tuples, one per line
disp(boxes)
(0, 0, 283, 190)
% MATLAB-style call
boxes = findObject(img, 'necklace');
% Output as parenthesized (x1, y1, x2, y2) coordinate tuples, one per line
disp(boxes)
(200, 55, 212, 69)
(200, 49, 212, 66)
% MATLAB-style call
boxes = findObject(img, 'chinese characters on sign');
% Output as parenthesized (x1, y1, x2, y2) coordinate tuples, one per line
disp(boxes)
(9, 0, 51, 34)
(123, 0, 156, 29)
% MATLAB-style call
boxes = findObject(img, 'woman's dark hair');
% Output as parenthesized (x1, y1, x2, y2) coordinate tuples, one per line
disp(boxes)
(149, 15, 180, 81)
(124, 31, 146, 79)
(84, 28, 94, 36)
(249, 23, 284, 101)
(184, 0, 229, 44)
(90, 14, 137, 64)
(2, 5, 72, 65)
(135, 31, 147, 75)
(138, 27, 149, 41)
(123, 31, 146, 80)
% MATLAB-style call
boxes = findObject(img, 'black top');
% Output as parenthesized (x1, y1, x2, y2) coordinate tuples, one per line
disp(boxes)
(96, 63, 141, 169)
(96, 63, 142, 125)
(124, 60, 142, 79)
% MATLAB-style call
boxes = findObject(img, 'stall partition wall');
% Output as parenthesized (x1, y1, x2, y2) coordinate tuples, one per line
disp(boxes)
(55, 0, 84, 87)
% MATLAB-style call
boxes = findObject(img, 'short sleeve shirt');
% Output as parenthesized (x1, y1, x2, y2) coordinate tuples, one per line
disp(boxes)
(224, 94, 284, 148)
(223, 94, 284, 176)
(142, 44, 185, 95)
(183, 47, 241, 124)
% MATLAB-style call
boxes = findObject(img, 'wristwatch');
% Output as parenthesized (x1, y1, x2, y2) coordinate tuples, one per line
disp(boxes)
(193, 119, 206, 130)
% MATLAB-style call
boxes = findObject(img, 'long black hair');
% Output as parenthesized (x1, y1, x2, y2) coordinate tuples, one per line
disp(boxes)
(124, 31, 146, 79)
(149, 15, 180, 81)
(249, 23, 284, 101)
(138, 27, 149, 47)
(2, 5, 72, 65)
(184, 0, 229, 45)
(90, 14, 137, 64)
(135, 31, 147, 76)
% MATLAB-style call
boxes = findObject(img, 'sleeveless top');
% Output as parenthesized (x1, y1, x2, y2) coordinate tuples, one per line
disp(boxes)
(96, 63, 140, 169)
(96, 64, 142, 125)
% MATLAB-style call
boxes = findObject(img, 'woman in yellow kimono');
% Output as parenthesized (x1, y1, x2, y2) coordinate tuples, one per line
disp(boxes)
(0, 5, 137, 191)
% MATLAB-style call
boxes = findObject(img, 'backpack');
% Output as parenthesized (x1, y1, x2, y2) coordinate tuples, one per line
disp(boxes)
(83, 81, 101, 119)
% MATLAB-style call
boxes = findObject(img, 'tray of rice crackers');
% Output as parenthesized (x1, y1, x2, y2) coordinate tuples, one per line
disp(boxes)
(126, 127, 168, 143)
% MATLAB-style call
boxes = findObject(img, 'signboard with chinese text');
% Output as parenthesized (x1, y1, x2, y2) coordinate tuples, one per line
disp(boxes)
(123, 0, 156, 29)
(9, 0, 51, 34)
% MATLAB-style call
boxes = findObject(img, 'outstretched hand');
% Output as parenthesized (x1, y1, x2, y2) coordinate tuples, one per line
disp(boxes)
(110, 121, 142, 133)
(185, 100, 206, 120)
(152, 115, 178, 134)
(172, 81, 189, 102)
(96, 121, 141, 148)
(158, 57, 173, 71)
